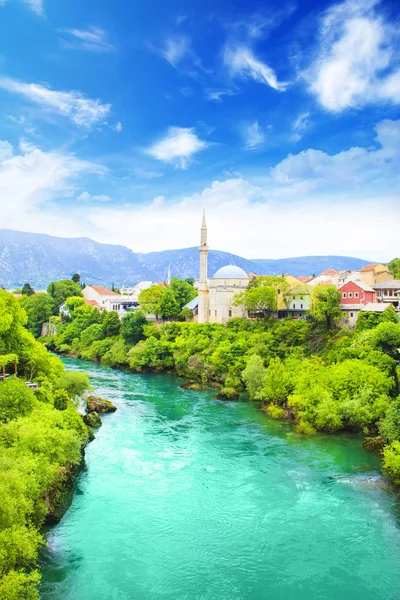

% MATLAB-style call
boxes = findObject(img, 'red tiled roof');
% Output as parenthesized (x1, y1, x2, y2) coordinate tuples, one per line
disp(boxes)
(360, 264, 379, 272)
(297, 276, 308, 282)
(85, 299, 100, 307)
(90, 285, 118, 296)
(321, 268, 338, 275)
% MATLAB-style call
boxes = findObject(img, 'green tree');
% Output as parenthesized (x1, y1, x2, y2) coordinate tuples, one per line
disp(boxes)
(243, 285, 278, 316)
(311, 284, 341, 331)
(138, 285, 164, 317)
(159, 288, 180, 320)
(47, 280, 82, 310)
(185, 278, 195, 286)
(0, 377, 35, 422)
(71, 273, 81, 284)
(121, 311, 147, 346)
(371, 322, 400, 358)
(19, 293, 55, 337)
(21, 283, 35, 297)
(102, 311, 121, 337)
(262, 357, 291, 405)
(388, 258, 400, 279)
(170, 278, 197, 309)
(242, 354, 266, 400)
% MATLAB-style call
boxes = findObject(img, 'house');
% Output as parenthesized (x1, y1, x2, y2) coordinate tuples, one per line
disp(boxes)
(338, 281, 376, 306)
(277, 275, 311, 319)
(361, 302, 395, 313)
(307, 268, 340, 287)
(83, 285, 119, 308)
(120, 281, 152, 298)
(359, 264, 393, 286)
(373, 280, 400, 309)
(338, 281, 377, 328)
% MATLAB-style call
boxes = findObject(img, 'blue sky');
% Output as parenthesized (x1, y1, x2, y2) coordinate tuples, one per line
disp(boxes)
(0, 0, 399, 260)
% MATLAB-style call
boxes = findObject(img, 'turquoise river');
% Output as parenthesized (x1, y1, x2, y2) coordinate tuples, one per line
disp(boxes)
(41, 357, 400, 600)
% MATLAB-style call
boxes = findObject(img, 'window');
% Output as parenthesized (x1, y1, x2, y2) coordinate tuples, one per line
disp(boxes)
(215, 310, 217, 317)
(229, 309, 232, 317)
(354, 292, 359, 298)
(292, 303, 295, 309)
(350, 312, 354, 318)
(342, 292, 347, 298)
(348, 292, 353, 298)
(301, 304, 303, 309)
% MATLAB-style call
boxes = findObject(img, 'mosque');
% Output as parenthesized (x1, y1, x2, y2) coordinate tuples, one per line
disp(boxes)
(197, 212, 249, 324)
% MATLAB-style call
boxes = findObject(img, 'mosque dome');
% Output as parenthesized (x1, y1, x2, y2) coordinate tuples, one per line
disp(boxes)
(213, 265, 248, 279)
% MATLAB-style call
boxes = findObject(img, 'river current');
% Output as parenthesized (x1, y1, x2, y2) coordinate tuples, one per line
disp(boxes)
(41, 357, 400, 600)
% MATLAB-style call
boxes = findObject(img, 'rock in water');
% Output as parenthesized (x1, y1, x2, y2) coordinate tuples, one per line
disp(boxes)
(84, 411, 102, 428)
(180, 381, 202, 391)
(86, 395, 117, 413)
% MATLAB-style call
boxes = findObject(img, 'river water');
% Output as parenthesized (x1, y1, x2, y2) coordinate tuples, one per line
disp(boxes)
(41, 357, 400, 600)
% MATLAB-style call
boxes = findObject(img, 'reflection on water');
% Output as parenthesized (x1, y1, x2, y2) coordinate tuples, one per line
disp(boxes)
(41, 358, 400, 600)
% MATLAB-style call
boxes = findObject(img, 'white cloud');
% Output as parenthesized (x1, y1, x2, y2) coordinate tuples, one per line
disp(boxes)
(306, 0, 400, 111)
(0, 0, 43, 14)
(150, 195, 165, 208)
(24, 0, 43, 15)
(0, 77, 111, 127)
(61, 26, 115, 52)
(291, 112, 310, 142)
(145, 127, 207, 169)
(115, 122, 123, 133)
(77, 191, 111, 202)
(161, 36, 190, 67)
(86, 177, 399, 260)
(242, 121, 266, 150)
(0, 140, 13, 161)
(224, 45, 288, 91)
(271, 119, 400, 186)
(0, 139, 102, 235)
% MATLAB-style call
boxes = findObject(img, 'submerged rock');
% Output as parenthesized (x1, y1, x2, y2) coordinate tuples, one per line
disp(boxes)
(215, 387, 239, 400)
(362, 436, 386, 453)
(83, 411, 102, 428)
(327, 474, 392, 492)
(86, 395, 117, 414)
(180, 381, 203, 391)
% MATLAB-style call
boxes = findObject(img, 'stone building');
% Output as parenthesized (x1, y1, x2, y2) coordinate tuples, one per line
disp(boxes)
(197, 212, 249, 324)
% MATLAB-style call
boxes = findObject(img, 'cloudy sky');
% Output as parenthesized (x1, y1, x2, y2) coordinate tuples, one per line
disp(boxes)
(0, 0, 399, 260)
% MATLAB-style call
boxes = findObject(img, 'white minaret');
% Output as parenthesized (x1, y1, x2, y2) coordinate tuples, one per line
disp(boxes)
(167, 265, 171, 286)
(198, 210, 209, 323)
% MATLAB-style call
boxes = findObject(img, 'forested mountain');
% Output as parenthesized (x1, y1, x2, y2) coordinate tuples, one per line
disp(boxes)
(0, 228, 373, 288)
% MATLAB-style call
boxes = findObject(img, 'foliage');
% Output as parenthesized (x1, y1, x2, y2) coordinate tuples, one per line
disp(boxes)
(170, 278, 197, 310)
(21, 283, 35, 297)
(242, 354, 265, 400)
(71, 273, 81, 284)
(121, 311, 146, 346)
(388, 258, 400, 279)
(138, 285, 164, 316)
(382, 441, 400, 484)
(356, 305, 399, 332)
(311, 284, 341, 331)
(20, 293, 55, 337)
(179, 307, 194, 321)
(158, 288, 180, 319)
(47, 280, 82, 309)
(0, 290, 90, 597)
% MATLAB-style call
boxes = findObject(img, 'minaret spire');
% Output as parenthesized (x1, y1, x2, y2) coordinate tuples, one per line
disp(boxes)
(201, 209, 207, 246)
(198, 210, 209, 323)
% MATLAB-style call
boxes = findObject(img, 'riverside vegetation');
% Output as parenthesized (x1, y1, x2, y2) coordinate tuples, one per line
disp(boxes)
(0, 290, 92, 599)
(22, 271, 399, 486)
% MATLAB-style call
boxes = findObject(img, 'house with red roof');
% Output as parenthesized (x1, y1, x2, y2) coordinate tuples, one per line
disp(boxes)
(338, 281, 377, 327)
(82, 285, 119, 309)
(360, 263, 393, 286)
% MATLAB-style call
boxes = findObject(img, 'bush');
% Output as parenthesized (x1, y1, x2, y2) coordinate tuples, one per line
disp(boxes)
(266, 405, 285, 419)
(382, 441, 400, 484)
(295, 421, 316, 436)
(0, 378, 35, 422)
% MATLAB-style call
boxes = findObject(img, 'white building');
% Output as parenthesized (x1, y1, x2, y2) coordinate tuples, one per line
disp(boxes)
(120, 281, 152, 298)
(82, 285, 119, 308)
(197, 213, 249, 324)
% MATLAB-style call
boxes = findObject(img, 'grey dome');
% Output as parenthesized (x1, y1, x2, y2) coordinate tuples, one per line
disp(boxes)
(213, 265, 248, 279)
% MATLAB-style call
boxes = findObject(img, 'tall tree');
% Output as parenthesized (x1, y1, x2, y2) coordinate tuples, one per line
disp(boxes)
(311, 284, 341, 331)
(46, 280, 82, 310)
(71, 273, 81, 284)
(19, 293, 55, 337)
(21, 283, 35, 297)
(138, 285, 164, 317)
(170, 278, 197, 309)
(388, 258, 400, 279)
(158, 288, 180, 320)
(121, 311, 147, 345)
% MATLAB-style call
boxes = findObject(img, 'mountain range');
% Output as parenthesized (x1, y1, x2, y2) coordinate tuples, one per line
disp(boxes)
(0, 229, 374, 289)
